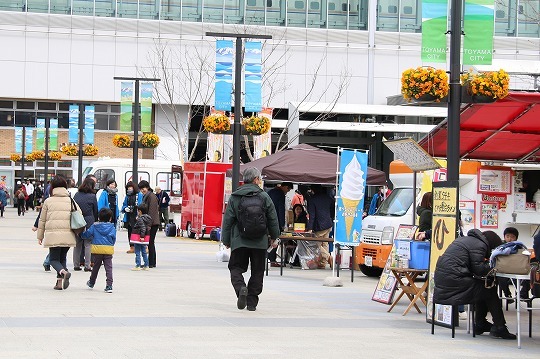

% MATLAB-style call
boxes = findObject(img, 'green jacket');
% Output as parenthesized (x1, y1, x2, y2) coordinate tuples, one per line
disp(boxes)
(221, 183, 280, 251)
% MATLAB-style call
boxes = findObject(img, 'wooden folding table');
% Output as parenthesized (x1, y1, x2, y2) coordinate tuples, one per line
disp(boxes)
(387, 267, 428, 316)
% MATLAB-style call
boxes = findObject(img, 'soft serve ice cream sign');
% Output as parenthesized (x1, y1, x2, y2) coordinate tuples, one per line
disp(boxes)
(336, 150, 368, 245)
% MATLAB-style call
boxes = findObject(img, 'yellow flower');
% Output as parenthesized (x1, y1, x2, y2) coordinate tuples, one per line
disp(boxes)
(112, 134, 131, 148)
(49, 151, 62, 161)
(10, 154, 21, 162)
(140, 133, 160, 148)
(461, 69, 509, 99)
(83, 145, 99, 156)
(242, 116, 271, 135)
(401, 67, 449, 101)
(60, 144, 78, 156)
(203, 115, 231, 133)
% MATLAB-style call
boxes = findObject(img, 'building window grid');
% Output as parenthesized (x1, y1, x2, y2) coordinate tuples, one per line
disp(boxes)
(0, 1, 536, 36)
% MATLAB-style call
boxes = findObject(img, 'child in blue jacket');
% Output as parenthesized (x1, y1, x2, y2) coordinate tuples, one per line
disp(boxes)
(82, 208, 117, 293)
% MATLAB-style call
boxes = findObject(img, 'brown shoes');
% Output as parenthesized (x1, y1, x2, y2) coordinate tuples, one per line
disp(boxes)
(126, 247, 135, 253)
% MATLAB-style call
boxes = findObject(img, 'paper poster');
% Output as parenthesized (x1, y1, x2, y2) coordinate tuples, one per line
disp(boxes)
(207, 132, 224, 162)
(372, 250, 399, 305)
(253, 108, 272, 159)
(478, 167, 512, 194)
(514, 193, 526, 211)
(459, 200, 475, 234)
(480, 202, 498, 228)
(335, 149, 368, 246)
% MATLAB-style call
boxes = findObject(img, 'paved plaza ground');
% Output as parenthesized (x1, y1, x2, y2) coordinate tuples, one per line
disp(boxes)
(0, 206, 538, 358)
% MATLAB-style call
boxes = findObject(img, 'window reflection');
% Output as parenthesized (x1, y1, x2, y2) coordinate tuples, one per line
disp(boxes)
(517, 0, 540, 37)
(288, 0, 306, 27)
(51, 0, 70, 14)
(307, 0, 326, 28)
(95, 0, 115, 17)
(328, 1, 347, 29)
(225, 0, 244, 24)
(203, 0, 224, 23)
(377, 0, 398, 31)
(182, 0, 202, 21)
(400, 0, 420, 32)
(73, 0, 94, 15)
(140, 0, 160, 19)
(0, 1, 26, 12)
(118, 0, 138, 18)
(349, 0, 368, 30)
(246, 0, 264, 24)
(27, 0, 49, 13)
(161, 0, 182, 20)
(266, 0, 286, 25)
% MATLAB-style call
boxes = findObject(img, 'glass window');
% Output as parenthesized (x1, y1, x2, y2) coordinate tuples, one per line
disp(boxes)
(38, 102, 57, 111)
(246, 0, 264, 24)
(0, 1, 25, 12)
(95, 0, 115, 17)
(72, 0, 94, 16)
(50, 0, 70, 14)
(203, 0, 224, 23)
(266, 0, 286, 25)
(349, 0, 368, 30)
(109, 115, 120, 130)
(95, 114, 109, 130)
(125, 171, 150, 188)
(95, 104, 108, 112)
(288, 0, 306, 27)
(94, 169, 115, 190)
(182, 0, 202, 21)
(59, 103, 70, 111)
(16, 101, 35, 110)
(56, 112, 69, 129)
(161, 0, 182, 20)
(118, 0, 138, 18)
(376, 188, 414, 216)
(400, 0, 420, 33)
(225, 0, 244, 24)
(308, 0, 325, 28)
(171, 171, 182, 195)
(27, 0, 49, 13)
(517, 0, 539, 37)
(0, 100, 14, 109)
(157, 172, 172, 191)
(140, 0, 159, 19)
(111, 104, 121, 113)
(14, 112, 35, 126)
(0, 111, 14, 127)
(495, 0, 517, 36)
(328, 1, 346, 29)
(377, 0, 398, 31)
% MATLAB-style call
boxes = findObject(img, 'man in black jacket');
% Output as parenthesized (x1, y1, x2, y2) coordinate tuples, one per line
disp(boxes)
(434, 229, 516, 339)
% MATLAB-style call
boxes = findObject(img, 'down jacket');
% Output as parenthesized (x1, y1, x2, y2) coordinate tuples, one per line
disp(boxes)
(433, 229, 491, 305)
(81, 222, 116, 255)
(37, 187, 79, 248)
(416, 205, 433, 232)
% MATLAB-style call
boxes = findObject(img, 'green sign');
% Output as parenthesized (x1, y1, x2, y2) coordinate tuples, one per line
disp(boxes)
(463, 0, 494, 65)
(421, 0, 448, 63)
(120, 82, 133, 132)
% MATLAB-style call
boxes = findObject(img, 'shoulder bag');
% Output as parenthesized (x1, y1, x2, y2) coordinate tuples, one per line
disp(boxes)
(494, 248, 531, 275)
(70, 197, 87, 234)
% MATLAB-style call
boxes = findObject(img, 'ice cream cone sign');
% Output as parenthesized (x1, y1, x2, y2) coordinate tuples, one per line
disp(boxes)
(337, 150, 368, 244)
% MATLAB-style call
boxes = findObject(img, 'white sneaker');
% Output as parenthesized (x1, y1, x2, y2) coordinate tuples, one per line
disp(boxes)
(459, 312, 468, 320)
(131, 267, 141, 271)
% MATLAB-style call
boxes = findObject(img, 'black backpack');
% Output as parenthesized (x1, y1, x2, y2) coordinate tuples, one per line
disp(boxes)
(237, 192, 267, 238)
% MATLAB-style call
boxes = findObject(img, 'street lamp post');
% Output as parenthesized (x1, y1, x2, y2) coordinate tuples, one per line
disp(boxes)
(205, 32, 272, 191)
(77, 104, 85, 185)
(113, 77, 160, 185)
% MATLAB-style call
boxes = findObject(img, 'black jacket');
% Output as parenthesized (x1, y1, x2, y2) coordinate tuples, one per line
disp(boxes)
(416, 205, 432, 232)
(433, 229, 492, 305)
(73, 192, 98, 229)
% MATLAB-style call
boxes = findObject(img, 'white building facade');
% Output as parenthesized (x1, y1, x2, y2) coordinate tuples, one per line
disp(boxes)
(0, 0, 538, 161)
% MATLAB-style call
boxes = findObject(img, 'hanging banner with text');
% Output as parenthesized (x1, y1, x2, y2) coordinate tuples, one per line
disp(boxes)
(253, 108, 272, 159)
(215, 40, 234, 111)
(463, 0, 494, 65)
(140, 83, 153, 133)
(244, 41, 262, 113)
(120, 81, 134, 132)
(427, 181, 459, 328)
(84, 105, 95, 145)
(50, 119, 58, 150)
(335, 149, 368, 246)
(421, 0, 448, 63)
(15, 127, 23, 154)
(36, 119, 45, 151)
(68, 105, 79, 144)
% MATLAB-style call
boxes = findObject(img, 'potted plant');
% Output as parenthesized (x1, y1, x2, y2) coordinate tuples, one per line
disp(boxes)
(49, 151, 62, 161)
(30, 151, 45, 161)
(112, 134, 131, 148)
(60, 144, 78, 156)
(461, 69, 510, 103)
(242, 115, 271, 135)
(401, 67, 449, 102)
(83, 144, 99, 156)
(202, 114, 231, 134)
(140, 133, 160, 148)
(10, 154, 21, 162)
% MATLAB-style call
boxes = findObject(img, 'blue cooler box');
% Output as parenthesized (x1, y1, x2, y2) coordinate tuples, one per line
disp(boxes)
(409, 241, 430, 270)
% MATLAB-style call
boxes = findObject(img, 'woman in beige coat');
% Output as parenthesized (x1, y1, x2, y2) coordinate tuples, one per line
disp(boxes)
(37, 175, 78, 290)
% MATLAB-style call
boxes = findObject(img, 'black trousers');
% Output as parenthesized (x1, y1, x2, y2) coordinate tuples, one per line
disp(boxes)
(127, 223, 133, 248)
(49, 247, 70, 279)
(148, 225, 158, 267)
(228, 247, 266, 308)
(476, 285, 506, 327)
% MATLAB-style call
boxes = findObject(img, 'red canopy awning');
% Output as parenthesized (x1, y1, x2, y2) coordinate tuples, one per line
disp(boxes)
(419, 92, 540, 163)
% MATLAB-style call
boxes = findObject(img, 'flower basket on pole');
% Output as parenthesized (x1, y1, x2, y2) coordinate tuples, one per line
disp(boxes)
(401, 67, 449, 102)
(460, 69, 509, 103)
(83, 144, 99, 156)
(202, 114, 231, 134)
(10, 154, 21, 162)
(140, 133, 160, 148)
(60, 144, 78, 156)
(112, 134, 131, 148)
(242, 115, 271, 135)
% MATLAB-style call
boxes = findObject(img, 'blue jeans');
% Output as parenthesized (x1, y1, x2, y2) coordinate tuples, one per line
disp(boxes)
(43, 253, 50, 266)
(134, 244, 148, 268)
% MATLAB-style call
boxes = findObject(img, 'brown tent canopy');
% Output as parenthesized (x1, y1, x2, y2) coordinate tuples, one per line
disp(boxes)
(228, 144, 387, 185)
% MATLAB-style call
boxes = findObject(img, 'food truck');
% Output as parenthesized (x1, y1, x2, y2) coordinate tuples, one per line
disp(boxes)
(356, 159, 540, 277)
(180, 162, 232, 239)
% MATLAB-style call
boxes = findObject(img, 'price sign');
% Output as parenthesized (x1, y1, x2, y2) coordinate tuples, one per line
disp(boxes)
(427, 182, 459, 328)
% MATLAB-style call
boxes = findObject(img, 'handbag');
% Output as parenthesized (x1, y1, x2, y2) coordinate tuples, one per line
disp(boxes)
(70, 197, 87, 234)
(494, 248, 531, 275)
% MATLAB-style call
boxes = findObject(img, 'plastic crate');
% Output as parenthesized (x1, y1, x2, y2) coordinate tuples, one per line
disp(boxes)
(409, 241, 430, 270)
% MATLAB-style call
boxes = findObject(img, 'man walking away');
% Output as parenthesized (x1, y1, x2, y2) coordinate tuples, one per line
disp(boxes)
(222, 167, 280, 311)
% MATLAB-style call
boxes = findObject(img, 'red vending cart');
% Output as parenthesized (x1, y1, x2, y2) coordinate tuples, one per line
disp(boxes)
(180, 162, 232, 239)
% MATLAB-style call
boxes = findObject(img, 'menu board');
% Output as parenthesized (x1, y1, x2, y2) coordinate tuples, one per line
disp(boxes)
(372, 251, 398, 305)
(478, 167, 512, 194)
(383, 138, 440, 172)
(480, 202, 498, 228)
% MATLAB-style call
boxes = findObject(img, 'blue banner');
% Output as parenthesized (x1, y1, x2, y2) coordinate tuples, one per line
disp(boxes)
(50, 119, 58, 150)
(36, 119, 45, 150)
(69, 105, 79, 144)
(335, 150, 368, 246)
(244, 41, 262, 113)
(15, 127, 22, 153)
(25, 128, 33, 154)
(84, 105, 95, 144)
(215, 40, 233, 111)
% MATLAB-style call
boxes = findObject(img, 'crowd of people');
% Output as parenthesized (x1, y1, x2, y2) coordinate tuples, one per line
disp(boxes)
(31, 174, 165, 293)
